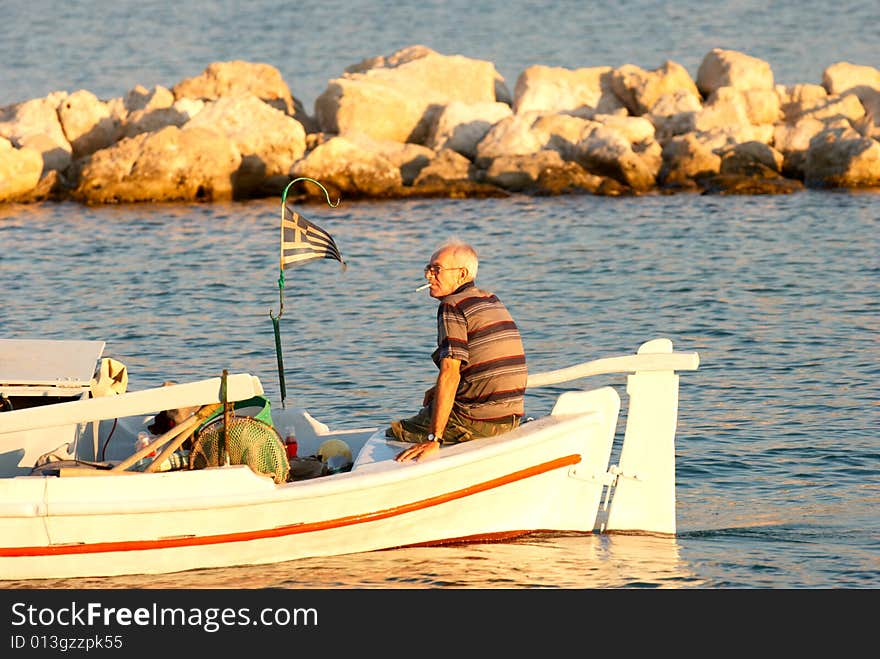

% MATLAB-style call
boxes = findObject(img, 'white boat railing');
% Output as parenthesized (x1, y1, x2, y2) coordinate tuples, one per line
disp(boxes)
(527, 339, 700, 389)
(0, 373, 263, 435)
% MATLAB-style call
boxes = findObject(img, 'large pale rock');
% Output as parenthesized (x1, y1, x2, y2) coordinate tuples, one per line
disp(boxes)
(317, 79, 427, 143)
(659, 132, 723, 186)
(649, 90, 705, 142)
(315, 46, 506, 143)
(185, 95, 307, 196)
(20, 170, 63, 202)
(661, 105, 770, 149)
(696, 87, 753, 131)
(531, 113, 599, 160)
(777, 84, 829, 122)
(773, 117, 827, 153)
(410, 147, 507, 197)
(71, 125, 241, 203)
(853, 88, 880, 139)
(512, 65, 624, 115)
(593, 114, 656, 144)
(0, 137, 43, 201)
(345, 44, 435, 72)
(14, 133, 69, 173)
(773, 116, 828, 177)
(124, 85, 175, 114)
(413, 148, 474, 185)
(172, 60, 312, 128)
(695, 124, 774, 151)
(345, 44, 435, 73)
(112, 85, 186, 138)
(610, 61, 700, 115)
(795, 93, 866, 124)
(650, 90, 704, 118)
(703, 118, 802, 193)
(289, 135, 403, 198)
(483, 150, 569, 191)
(57, 90, 121, 158)
(533, 161, 612, 196)
(480, 143, 625, 195)
(474, 114, 544, 163)
(718, 141, 784, 175)
(346, 44, 512, 105)
(700, 172, 804, 195)
(346, 132, 434, 185)
(697, 49, 774, 97)
(692, 86, 780, 129)
(741, 89, 782, 125)
(635, 139, 664, 180)
(805, 128, 880, 188)
(669, 86, 774, 149)
(652, 111, 701, 143)
(426, 101, 513, 158)
(122, 98, 204, 138)
(822, 62, 880, 96)
(104, 97, 129, 126)
(0, 92, 72, 173)
(575, 125, 658, 191)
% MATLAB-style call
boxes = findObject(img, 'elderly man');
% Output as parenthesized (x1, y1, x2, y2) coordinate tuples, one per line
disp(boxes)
(389, 240, 527, 462)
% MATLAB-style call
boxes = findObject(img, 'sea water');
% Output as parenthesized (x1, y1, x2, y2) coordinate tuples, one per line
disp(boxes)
(0, 191, 876, 589)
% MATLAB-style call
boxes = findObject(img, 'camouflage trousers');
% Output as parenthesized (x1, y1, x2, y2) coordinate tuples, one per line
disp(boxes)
(385, 405, 520, 445)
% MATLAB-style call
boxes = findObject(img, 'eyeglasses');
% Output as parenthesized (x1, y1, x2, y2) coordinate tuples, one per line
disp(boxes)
(424, 264, 464, 277)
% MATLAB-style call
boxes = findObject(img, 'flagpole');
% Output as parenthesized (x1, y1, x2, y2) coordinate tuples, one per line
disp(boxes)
(269, 177, 341, 409)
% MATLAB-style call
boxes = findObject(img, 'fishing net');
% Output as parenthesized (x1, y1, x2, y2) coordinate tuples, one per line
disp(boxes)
(189, 414, 290, 484)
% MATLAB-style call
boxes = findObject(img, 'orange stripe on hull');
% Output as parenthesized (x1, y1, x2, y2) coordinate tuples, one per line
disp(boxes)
(3, 454, 581, 558)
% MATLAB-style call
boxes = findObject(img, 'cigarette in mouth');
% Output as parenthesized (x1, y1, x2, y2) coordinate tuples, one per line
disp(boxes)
(415, 283, 430, 291)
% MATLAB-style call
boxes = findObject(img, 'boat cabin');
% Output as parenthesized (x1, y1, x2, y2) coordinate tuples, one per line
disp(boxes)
(0, 339, 109, 476)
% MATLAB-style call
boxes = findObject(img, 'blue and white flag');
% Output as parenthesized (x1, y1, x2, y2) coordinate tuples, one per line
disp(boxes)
(280, 204, 346, 270)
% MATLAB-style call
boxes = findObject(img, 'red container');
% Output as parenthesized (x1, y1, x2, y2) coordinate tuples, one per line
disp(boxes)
(285, 437, 298, 459)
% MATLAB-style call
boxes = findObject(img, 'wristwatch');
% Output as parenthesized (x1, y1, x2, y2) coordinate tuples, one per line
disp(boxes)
(426, 433, 442, 444)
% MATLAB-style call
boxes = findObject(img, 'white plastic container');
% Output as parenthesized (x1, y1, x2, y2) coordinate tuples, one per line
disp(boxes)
(135, 431, 157, 457)
(132, 431, 157, 470)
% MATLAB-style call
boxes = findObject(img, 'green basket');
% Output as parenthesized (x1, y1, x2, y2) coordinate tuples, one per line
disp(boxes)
(197, 395, 274, 431)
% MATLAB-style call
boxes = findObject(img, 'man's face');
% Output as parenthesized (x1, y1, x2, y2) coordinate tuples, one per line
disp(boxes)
(424, 247, 467, 299)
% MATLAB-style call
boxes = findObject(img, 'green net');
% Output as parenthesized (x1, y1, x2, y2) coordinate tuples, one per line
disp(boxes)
(200, 395, 274, 427)
(189, 414, 289, 484)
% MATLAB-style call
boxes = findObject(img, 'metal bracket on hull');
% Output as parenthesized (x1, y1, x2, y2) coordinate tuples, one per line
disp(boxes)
(568, 464, 641, 485)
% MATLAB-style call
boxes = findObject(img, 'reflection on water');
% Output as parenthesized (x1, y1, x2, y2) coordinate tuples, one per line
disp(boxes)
(4, 533, 702, 590)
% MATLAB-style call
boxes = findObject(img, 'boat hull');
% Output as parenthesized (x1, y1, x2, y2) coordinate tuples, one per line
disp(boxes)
(0, 389, 619, 580)
(1, 337, 701, 581)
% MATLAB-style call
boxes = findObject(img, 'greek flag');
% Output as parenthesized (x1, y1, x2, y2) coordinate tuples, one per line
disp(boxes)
(281, 204, 346, 270)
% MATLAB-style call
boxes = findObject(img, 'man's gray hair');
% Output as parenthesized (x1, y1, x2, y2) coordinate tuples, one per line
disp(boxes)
(442, 240, 479, 279)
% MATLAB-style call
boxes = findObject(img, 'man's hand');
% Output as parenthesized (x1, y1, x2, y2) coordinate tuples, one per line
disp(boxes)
(395, 440, 440, 463)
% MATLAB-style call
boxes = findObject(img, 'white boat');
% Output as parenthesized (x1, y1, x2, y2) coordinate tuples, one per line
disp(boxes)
(0, 337, 699, 581)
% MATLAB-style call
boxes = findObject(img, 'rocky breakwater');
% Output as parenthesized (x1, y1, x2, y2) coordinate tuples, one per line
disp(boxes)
(1, 46, 879, 204)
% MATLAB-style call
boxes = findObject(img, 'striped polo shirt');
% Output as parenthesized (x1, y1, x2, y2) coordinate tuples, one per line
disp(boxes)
(432, 281, 527, 421)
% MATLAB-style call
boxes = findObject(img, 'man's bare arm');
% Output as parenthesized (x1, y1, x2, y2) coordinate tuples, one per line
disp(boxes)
(395, 357, 461, 462)
(430, 357, 461, 437)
